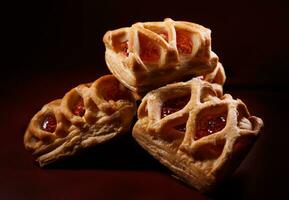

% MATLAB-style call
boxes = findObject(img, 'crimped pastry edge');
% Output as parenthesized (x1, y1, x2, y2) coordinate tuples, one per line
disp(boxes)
(34, 103, 135, 167)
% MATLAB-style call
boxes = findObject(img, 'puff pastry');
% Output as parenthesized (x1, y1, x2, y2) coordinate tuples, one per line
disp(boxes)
(103, 18, 219, 95)
(201, 61, 226, 96)
(132, 78, 263, 192)
(24, 75, 136, 166)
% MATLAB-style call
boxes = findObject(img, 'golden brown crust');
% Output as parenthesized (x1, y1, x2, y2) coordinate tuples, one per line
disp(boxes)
(103, 18, 219, 95)
(24, 75, 136, 166)
(132, 78, 263, 192)
(202, 62, 226, 96)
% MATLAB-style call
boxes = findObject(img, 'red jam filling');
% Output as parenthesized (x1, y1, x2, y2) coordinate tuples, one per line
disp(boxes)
(161, 95, 190, 118)
(195, 113, 227, 140)
(175, 124, 186, 132)
(73, 99, 85, 116)
(139, 33, 160, 62)
(119, 40, 129, 56)
(159, 31, 168, 41)
(41, 114, 57, 133)
(176, 29, 193, 55)
(146, 27, 169, 42)
(154, 30, 169, 42)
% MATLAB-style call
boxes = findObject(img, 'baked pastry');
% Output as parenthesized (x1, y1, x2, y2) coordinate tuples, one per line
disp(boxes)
(132, 78, 263, 192)
(201, 62, 226, 96)
(24, 75, 136, 166)
(103, 18, 219, 95)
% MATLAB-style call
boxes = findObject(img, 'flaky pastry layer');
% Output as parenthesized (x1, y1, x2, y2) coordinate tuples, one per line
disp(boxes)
(133, 78, 263, 192)
(24, 75, 136, 166)
(103, 18, 219, 95)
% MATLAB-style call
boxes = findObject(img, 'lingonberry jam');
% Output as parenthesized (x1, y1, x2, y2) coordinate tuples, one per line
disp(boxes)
(175, 124, 186, 132)
(119, 40, 129, 56)
(146, 27, 169, 42)
(155, 30, 169, 42)
(73, 99, 85, 117)
(139, 33, 160, 62)
(195, 113, 227, 140)
(161, 95, 190, 118)
(176, 29, 193, 55)
(41, 114, 57, 133)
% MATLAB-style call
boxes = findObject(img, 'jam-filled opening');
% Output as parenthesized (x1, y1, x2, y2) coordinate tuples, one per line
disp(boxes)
(176, 28, 193, 55)
(72, 98, 85, 117)
(174, 124, 187, 132)
(119, 40, 129, 56)
(144, 25, 169, 42)
(41, 113, 57, 133)
(138, 32, 161, 63)
(194, 105, 227, 140)
(112, 33, 129, 57)
(161, 95, 191, 118)
(193, 140, 225, 160)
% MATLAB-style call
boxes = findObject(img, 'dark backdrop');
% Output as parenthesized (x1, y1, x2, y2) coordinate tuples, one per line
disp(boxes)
(1, 0, 289, 199)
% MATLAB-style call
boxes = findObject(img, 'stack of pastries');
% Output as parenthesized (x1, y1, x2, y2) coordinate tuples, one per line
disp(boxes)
(24, 18, 263, 192)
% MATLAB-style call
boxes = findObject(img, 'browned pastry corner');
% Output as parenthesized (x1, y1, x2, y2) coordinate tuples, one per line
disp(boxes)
(132, 78, 263, 192)
(201, 62, 226, 96)
(24, 75, 137, 166)
(103, 18, 219, 95)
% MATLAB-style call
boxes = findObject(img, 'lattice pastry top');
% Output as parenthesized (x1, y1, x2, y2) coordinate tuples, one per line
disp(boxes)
(133, 78, 263, 192)
(24, 75, 136, 166)
(103, 18, 219, 95)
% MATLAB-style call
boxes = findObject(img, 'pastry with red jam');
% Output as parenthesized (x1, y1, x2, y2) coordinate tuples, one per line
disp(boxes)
(132, 78, 263, 192)
(103, 18, 219, 95)
(24, 75, 136, 166)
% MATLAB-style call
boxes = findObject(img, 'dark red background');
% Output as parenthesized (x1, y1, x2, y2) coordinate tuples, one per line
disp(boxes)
(1, 0, 289, 199)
